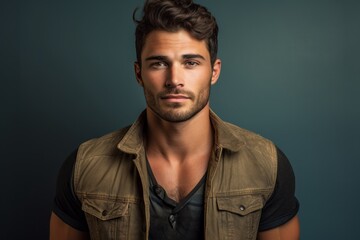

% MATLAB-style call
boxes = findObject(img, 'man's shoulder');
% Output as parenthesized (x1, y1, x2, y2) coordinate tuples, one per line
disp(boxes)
(83, 126, 131, 144)
(78, 125, 132, 157)
(217, 118, 275, 151)
(211, 110, 274, 150)
(224, 121, 272, 143)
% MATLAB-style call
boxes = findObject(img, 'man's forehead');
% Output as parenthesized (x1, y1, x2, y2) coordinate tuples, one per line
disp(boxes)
(141, 30, 209, 59)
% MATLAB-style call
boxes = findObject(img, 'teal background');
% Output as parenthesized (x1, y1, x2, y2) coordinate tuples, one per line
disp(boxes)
(1, 0, 359, 239)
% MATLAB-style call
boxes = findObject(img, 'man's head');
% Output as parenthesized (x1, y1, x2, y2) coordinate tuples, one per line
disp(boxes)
(133, 0, 218, 67)
(133, 0, 221, 123)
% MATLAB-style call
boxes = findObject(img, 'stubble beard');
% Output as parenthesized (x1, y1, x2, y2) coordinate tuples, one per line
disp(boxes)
(144, 85, 211, 123)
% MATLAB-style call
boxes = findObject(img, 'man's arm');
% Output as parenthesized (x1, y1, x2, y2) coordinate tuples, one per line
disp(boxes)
(257, 215, 300, 240)
(50, 212, 90, 240)
(51, 149, 90, 238)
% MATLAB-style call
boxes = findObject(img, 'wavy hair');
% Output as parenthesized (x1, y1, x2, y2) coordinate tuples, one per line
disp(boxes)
(133, 0, 218, 66)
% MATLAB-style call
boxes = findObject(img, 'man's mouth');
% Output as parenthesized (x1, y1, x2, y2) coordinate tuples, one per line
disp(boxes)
(161, 94, 189, 99)
(160, 94, 191, 103)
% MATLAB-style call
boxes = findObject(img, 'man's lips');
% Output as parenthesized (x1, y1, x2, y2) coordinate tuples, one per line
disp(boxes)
(161, 94, 190, 99)
(160, 94, 191, 103)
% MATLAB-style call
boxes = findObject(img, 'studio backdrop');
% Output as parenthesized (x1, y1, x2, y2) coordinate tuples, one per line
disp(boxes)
(1, 0, 359, 239)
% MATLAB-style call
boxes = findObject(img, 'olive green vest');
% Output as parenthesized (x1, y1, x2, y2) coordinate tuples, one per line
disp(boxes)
(74, 110, 277, 240)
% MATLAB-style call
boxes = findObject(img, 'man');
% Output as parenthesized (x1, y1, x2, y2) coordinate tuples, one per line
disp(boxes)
(50, 0, 300, 239)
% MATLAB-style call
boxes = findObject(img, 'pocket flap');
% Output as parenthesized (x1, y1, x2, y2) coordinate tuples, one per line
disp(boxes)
(82, 198, 129, 220)
(217, 195, 264, 216)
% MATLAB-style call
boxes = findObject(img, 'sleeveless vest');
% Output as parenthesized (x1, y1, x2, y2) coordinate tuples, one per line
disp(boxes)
(73, 110, 277, 240)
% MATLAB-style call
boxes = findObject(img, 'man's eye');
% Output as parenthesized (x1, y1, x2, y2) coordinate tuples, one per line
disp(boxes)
(151, 62, 167, 69)
(185, 61, 199, 68)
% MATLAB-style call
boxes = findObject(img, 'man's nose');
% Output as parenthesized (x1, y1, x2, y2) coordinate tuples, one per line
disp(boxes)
(165, 64, 184, 88)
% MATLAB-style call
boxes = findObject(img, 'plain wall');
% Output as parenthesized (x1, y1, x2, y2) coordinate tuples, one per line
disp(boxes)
(1, 0, 359, 239)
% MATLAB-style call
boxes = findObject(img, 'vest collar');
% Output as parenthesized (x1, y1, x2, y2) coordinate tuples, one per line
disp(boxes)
(209, 110, 245, 152)
(117, 110, 147, 155)
(117, 109, 245, 155)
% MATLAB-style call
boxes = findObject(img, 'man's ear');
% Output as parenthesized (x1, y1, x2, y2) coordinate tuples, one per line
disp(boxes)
(134, 62, 143, 86)
(211, 58, 221, 85)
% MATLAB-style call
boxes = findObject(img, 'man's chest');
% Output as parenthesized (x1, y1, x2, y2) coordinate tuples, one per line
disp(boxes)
(147, 158, 208, 202)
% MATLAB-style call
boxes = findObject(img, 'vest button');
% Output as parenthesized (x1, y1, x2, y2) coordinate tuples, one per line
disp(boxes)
(239, 205, 245, 211)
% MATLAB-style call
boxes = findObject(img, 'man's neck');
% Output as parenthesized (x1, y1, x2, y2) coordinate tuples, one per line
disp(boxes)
(145, 106, 214, 163)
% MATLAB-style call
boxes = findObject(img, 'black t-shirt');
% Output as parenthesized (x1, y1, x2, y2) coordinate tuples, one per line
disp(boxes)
(52, 147, 299, 234)
(147, 160, 207, 240)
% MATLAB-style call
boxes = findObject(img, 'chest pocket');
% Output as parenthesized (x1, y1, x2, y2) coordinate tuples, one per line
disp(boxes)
(216, 194, 264, 240)
(82, 197, 130, 240)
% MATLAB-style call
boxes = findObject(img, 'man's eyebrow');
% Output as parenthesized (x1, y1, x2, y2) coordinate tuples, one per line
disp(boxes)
(144, 54, 206, 61)
(183, 54, 206, 60)
(145, 56, 169, 61)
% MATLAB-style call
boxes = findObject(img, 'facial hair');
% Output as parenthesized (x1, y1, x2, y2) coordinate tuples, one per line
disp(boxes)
(144, 83, 211, 123)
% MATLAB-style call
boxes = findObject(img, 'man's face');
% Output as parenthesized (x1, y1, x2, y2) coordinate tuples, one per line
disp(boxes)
(135, 30, 221, 122)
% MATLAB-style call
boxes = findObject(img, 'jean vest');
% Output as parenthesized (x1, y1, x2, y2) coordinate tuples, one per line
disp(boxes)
(73, 110, 277, 240)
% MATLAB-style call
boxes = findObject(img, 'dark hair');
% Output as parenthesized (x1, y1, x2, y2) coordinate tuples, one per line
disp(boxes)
(133, 0, 218, 66)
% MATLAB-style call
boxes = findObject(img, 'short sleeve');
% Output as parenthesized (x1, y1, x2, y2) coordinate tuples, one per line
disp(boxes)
(52, 149, 89, 232)
(258, 147, 300, 231)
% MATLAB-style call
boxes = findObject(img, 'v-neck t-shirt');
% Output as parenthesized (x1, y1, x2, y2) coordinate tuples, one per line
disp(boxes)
(147, 160, 206, 240)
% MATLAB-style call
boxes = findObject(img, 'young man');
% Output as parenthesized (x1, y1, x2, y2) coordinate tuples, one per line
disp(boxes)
(50, 0, 300, 239)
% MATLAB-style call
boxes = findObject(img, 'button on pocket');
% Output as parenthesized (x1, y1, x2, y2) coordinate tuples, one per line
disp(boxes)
(101, 210, 108, 217)
(217, 195, 263, 216)
(82, 198, 130, 239)
(216, 194, 265, 240)
(82, 198, 129, 220)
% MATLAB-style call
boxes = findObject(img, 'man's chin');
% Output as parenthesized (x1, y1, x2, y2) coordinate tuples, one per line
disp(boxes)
(158, 107, 205, 123)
